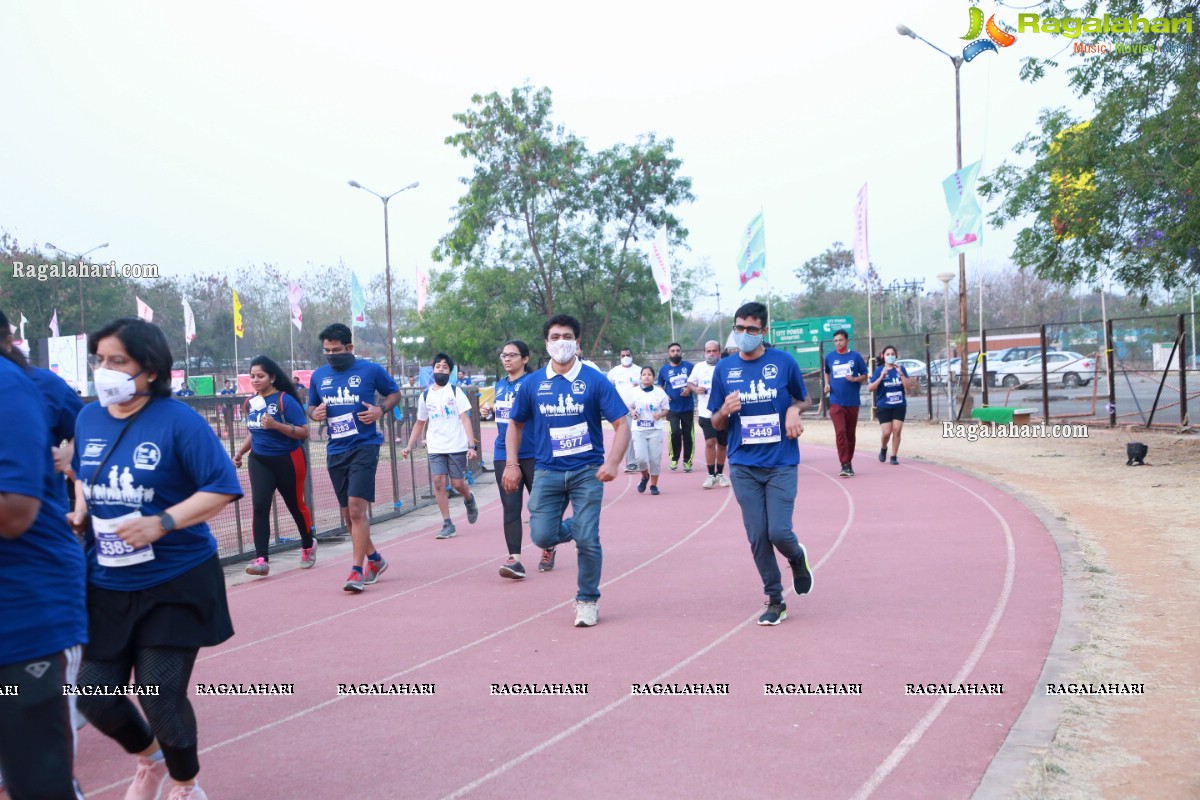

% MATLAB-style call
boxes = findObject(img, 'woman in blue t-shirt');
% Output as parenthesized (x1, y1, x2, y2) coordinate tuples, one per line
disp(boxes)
(867, 344, 913, 465)
(68, 317, 242, 800)
(233, 355, 314, 576)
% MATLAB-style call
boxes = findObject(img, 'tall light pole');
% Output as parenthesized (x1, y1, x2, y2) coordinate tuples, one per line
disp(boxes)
(938, 272, 955, 420)
(46, 241, 108, 335)
(898, 23, 971, 416)
(347, 180, 419, 378)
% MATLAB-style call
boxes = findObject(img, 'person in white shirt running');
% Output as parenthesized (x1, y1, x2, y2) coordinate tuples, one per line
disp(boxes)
(606, 347, 641, 472)
(629, 366, 670, 495)
(687, 340, 730, 489)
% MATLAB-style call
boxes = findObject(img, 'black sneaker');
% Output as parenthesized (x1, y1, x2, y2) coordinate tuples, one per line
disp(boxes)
(790, 545, 813, 595)
(890, 456, 899, 465)
(838, 464, 851, 478)
(499, 557, 526, 580)
(845, 463, 856, 477)
(649, 485, 660, 496)
(878, 448, 887, 463)
(758, 601, 787, 626)
(465, 493, 479, 524)
(538, 547, 557, 572)
(637, 476, 649, 493)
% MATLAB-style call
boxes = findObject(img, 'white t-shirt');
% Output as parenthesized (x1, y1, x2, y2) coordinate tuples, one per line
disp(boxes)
(687, 361, 717, 418)
(417, 385, 471, 454)
(629, 386, 670, 433)
(607, 363, 642, 404)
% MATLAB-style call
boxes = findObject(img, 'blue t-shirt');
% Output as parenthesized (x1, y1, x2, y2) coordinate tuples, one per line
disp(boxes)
(74, 398, 244, 591)
(30, 367, 85, 444)
(492, 373, 536, 463)
(871, 364, 910, 408)
(657, 361, 695, 413)
(308, 359, 400, 455)
(247, 391, 308, 456)
(0, 358, 87, 665)
(509, 360, 629, 472)
(824, 350, 868, 407)
(709, 348, 809, 468)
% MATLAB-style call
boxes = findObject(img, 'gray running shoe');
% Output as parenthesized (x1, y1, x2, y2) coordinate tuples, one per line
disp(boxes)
(436, 521, 457, 539)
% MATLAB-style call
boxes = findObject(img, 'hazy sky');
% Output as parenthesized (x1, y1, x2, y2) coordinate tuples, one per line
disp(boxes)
(1, 1, 1090, 320)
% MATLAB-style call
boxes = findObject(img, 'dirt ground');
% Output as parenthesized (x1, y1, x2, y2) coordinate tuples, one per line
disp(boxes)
(801, 416, 1200, 800)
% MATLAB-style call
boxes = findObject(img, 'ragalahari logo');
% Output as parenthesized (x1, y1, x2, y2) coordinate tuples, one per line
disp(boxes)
(961, 6, 1017, 62)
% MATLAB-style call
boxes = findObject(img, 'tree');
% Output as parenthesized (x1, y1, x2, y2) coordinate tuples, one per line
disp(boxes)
(981, 0, 1200, 299)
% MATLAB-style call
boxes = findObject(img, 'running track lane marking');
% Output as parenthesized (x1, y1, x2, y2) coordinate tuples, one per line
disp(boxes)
(438, 463, 856, 799)
(86, 476, 706, 797)
(848, 463, 1017, 800)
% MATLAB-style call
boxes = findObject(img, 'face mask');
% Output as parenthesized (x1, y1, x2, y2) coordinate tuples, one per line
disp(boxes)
(94, 368, 141, 408)
(835, 341, 848, 353)
(705, 354, 719, 366)
(885, 355, 897, 365)
(621, 356, 632, 368)
(432, 372, 450, 386)
(326, 352, 355, 371)
(733, 332, 763, 354)
(547, 340, 577, 365)
(669, 355, 682, 365)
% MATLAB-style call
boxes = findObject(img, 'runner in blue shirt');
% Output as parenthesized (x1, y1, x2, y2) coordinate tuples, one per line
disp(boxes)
(866, 344, 913, 466)
(710, 302, 814, 626)
(307, 323, 401, 592)
(823, 329, 869, 477)
(504, 314, 631, 627)
(68, 317, 242, 800)
(657, 342, 695, 472)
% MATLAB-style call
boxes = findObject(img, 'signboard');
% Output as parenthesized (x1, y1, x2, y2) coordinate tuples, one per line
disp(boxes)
(771, 317, 856, 371)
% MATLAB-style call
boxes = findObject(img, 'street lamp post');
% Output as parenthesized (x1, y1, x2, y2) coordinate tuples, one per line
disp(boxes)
(898, 23, 971, 417)
(46, 241, 108, 334)
(347, 180, 419, 379)
(938, 272, 955, 420)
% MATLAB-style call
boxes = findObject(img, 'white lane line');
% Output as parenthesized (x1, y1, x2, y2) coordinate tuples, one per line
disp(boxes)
(440, 464, 856, 799)
(849, 464, 1017, 800)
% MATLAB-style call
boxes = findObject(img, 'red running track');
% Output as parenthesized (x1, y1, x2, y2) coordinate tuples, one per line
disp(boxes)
(72, 431, 1062, 800)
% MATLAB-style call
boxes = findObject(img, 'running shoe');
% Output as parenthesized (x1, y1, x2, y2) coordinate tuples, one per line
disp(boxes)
(790, 545, 813, 595)
(300, 540, 317, 569)
(125, 755, 167, 800)
(637, 476, 649, 493)
(465, 493, 479, 524)
(758, 601, 788, 626)
(878, 447, 887, 463)
(538, 547, 557, 572)
(624, 464, 639, 473)
(436, 521, 457, 539)
(683, 458, 693, 473)
(165, 784, 208, 800)
(890, 456, 899, 466)
(838, 464, 851, 478)
(343, 570, 365, 593)
(364, 556, 388, 585)
(668, 459, 678, 471)
(702, 475, 717, 489)
(499, 557, 526, 580)
(245, 557, 269, 577)
(716, 473, 730, 488)
(649, 485, 660, 496)
(846, 463, 856, 477)
(574, 600, 599, 627)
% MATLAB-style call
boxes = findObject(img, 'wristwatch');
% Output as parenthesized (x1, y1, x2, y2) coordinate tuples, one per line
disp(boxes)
(158, 512, 177, 533)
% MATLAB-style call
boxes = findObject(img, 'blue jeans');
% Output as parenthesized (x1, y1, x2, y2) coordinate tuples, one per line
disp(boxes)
(729, 464, 803, 603)
(528, 465, 605, 602)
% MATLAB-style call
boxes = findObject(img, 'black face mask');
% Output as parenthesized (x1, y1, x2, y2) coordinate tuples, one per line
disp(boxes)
(432, 372, 450, 386)
(326, 353, 355, 371)
(669, 355, 682, 365)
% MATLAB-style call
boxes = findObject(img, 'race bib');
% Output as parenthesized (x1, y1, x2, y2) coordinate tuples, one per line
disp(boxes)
(669, 373, 688, 389)
(637, 418, 656, 430)
(328, 411, 357, 439)
(550, 421, 592, 457)
(885, 391, 903, 405)
(832, 362, 853, 380)
(494, 399, 513, 421)
(741, 413, 781, 444)
(92, 511, 155, 567)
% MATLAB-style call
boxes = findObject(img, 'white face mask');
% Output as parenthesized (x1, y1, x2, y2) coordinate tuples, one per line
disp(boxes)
(621, 356, 632, 367)
(94, 368, 140, 407)
(885, 355, 897, 365)
(547, 340, 577, 365)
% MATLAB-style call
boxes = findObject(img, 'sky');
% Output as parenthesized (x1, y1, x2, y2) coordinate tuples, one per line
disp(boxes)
(1, 1, 1092, 322)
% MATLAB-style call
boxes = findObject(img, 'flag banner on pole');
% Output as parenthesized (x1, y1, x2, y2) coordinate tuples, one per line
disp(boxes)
(351, 273, 366, 327)
(944, 160, 984, 253)
(232, 289, 245, 339)
(648, 228, 672, 304)
(49, 310, 60, 338)
(182, 298, 196, 342)
(737, 212, 766, 289)
(853, 183, 871, 281)
(288, 280, 304, 332)
(136, 297, 154, 322)
(416, 266, 429, 314)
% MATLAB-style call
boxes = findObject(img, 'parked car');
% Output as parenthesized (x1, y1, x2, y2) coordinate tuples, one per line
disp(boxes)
(985, 346, 1046, 386)
(895, 358, 928, 389)
(993, 351, 1098, 388)
(930, 356, 987, 387)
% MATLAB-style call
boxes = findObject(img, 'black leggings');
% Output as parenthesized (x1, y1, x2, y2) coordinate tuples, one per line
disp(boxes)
(77, 646, 201, 781)
(0, 646, 86, 800)
(668, 411, 694, 463)
(494, 457, 534, 555)
(249, 449, 314, 559)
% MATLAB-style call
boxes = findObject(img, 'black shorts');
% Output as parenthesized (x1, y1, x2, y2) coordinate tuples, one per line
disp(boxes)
(697, 416, 728, 446)
(327, 445, 381, 505)
(86, 555, 233, 662)
(876, 406, 907, 423)
(0, 646, 85, 799)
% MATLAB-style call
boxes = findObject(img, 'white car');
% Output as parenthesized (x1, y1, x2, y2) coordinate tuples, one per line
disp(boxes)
(993, 351, 1097, 388)
(895, 359, 928, 389)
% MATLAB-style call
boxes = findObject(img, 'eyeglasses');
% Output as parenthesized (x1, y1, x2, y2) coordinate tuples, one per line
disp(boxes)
(88, 354, 135, 370)
(732, 325, 763, 335)
(500, 352, 522, 359)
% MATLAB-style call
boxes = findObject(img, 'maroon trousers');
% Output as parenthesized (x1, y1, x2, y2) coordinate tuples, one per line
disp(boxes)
(829, 404, 860, 465)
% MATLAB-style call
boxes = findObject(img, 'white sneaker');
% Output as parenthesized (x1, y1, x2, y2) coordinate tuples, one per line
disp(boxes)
(702, 475, 717, 489)
(124, 755, 167, 800)
(574, 600, 599, 627)
(717, 473, 731, 488)
(166, 783, 209, 800)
